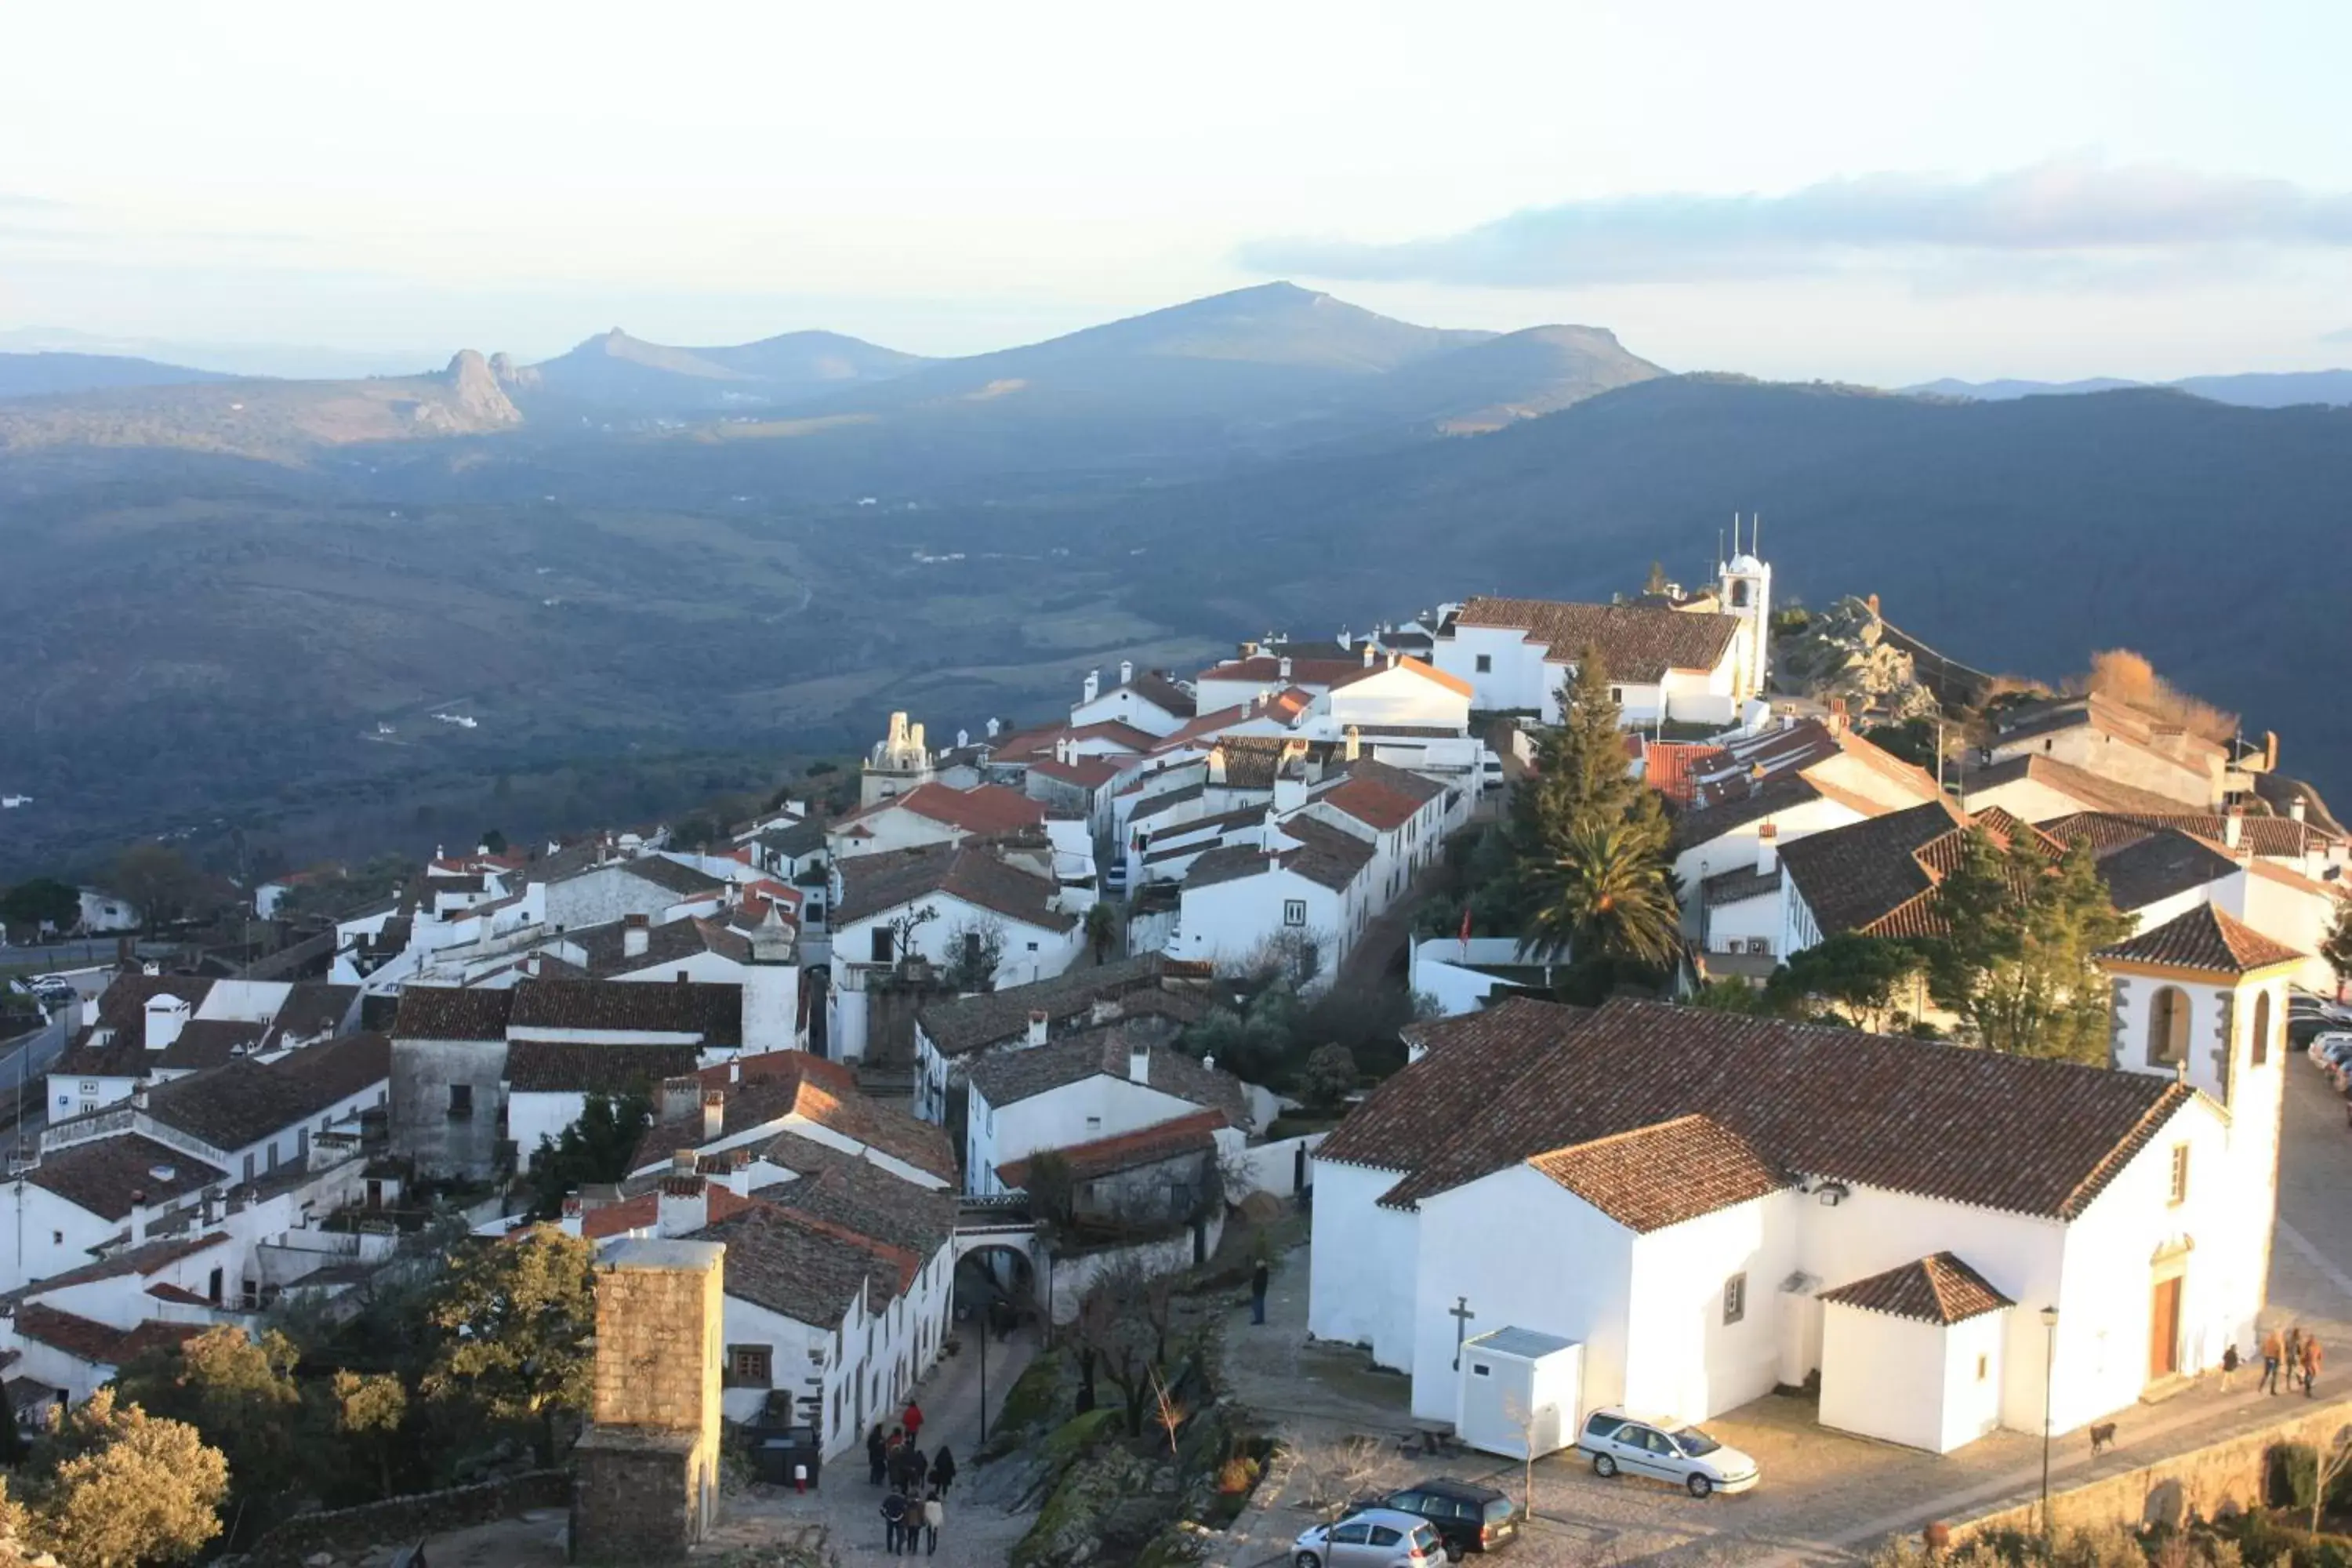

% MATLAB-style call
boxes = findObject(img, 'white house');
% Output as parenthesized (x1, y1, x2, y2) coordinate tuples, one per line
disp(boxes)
(619, 1051, 956, 1191)
(1309, 989, 2284, 1454)
(1069, 662, 1197, 739)
(540, 855, 731, 931)
(75, 890, 142, 934)
(46, 975, 360, 1123)
(829, 782, 1047, 862)
(1167, 814, 1377, 989)
(1984, 693, 2233, 811)
(962, 1023, 1250, 1198)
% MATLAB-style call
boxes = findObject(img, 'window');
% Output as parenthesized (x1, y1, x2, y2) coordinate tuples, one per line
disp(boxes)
(2252, 991, 2273, 1067)
(1610, 687, 1624, 705)
(1976, 1353, 1989, 1383)
(2148, 987, 2190, 1069)
(1722, 1272, 1748, 1325)
(1474, 654, 1491, 673)
(963, 931, 982, 967)
(2169, 1143, 2190, 1206)
(49, 1231, 62, 1247)
(1731, 580, 1750, 608)
(242, 1154, 256, 1182)
(1368, 1526, 1403, 1548)
(1025, 940, 1038, 952)
(1330, 1523, 1371, 1547)
(1471, 1362, 1490, 1377)
(1283, 898, 1307, 927)
(726, 1345, 773, 1388)
(447, 1083, 474, 1120)
(870, 927, 893, 964)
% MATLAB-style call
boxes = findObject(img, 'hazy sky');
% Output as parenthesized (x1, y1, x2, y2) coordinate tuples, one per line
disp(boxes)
(6, 0, 2350, 383)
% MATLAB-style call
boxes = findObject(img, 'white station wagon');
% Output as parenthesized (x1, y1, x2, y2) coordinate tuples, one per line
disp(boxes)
(1577, 1407, 1760, 1497)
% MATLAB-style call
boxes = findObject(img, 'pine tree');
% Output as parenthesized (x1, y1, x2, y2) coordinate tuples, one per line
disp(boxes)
(1923, 829, 2132, 1062)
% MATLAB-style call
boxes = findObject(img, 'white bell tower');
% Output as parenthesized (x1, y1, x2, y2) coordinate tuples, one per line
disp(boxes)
(1718, 514, 1773, 702)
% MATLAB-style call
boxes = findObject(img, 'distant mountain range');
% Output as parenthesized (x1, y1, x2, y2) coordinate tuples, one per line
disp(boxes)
(0, 351, 237, 400)
(1910, 369, 2352, 409)
(523, 327, 931, 412)
(0, 327, 435, 381)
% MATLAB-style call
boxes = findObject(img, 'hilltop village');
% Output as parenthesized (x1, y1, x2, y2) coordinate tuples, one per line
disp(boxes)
(1, 538, 2347, 1566)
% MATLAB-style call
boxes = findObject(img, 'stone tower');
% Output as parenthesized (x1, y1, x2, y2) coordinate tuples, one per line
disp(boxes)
(862, 711, 935, 807)
(573, 1238, 725, 1563)
(1717, 515, 1773, 703)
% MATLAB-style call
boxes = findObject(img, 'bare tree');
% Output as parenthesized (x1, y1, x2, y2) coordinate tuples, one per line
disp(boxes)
(1230, 926, 1332, 990)
(884, 902, 939, 966)
(2313, 1424, 2352, 1534)
(1147, 1365, 1186, 1459)
(1501, 1392, 1559, 1520)
(1286, 1430, 1390, 1517)
(1068, 1258, 1159, 1436)
(943, 913, 1007, 991)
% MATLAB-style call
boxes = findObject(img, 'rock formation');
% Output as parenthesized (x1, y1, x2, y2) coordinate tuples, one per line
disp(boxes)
(1776, 595, 1941, 722)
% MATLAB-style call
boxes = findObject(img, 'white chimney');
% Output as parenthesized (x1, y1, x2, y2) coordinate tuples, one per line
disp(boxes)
(81, 995, 100, 1029)
(2291, 796, 2308, 823)
(1027, 1009, 1051, 1047)
(2223, 806, 2244, 851)
(1273, 771, 1308, 815)
(661, 1076, 701, 1123)
(1362, 641, 1375, 667)
(702, 1090, 726, 1142)
(1338, 627, 1351, 650)
(130, 1083, 149, 1111)
(1278, 655, 1293, 681)
(144, 994, 188, 1053)
(986, 717, 1001, 739)
(956, 728, 969, 749)
(1207, 747, 1227, 786)
(1128, 1042, 1149, 1085)
(1120, 660, 1134, 685)
(1083, 669, 1101, 704)
(1386, 649, 1399, 669)
(670, 1148, 697, 1176)
(1756, 822, 1779, 877)
(623, 912, 651, 958)
(1344, 726, 1361, 763)
(657, 1174, 709, 1238)
(129, 1189, 151, 1246)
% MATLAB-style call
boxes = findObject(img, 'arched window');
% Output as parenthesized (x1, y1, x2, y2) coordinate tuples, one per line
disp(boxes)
(1731, 580, 1751, 608)
(2252, 990, 2273, 1067)
(2148, 986, 2190, 1069)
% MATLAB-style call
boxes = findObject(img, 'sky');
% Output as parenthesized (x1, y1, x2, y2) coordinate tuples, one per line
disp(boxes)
(5, 0, 2351, 384)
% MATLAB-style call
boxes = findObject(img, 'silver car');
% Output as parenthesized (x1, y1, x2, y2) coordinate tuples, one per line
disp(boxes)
(1293, 1507, 1447, 1568)
(1577, 1407, 1759, 1497)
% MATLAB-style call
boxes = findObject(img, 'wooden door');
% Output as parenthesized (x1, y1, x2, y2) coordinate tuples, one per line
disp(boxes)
(2149, 1276, 2183, 1380)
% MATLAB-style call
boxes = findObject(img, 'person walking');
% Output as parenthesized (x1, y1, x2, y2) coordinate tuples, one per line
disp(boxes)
(2264, 1327, 2286, 1395)
(867, 1424, 888, 1486)
(2305, 1334, 2325, 1399)
(880, 1490, 909, 1555)
(1250, 1258, 1269, 1326)
(906, 1444, 927, 1498)
(2288, 1327, 2307, 1392)
(902, 1397, 925, 1446)
(930, 1444, 957, 1497)
(923, 1490, 945, 1555)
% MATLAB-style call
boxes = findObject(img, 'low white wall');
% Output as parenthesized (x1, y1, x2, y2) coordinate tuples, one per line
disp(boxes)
(1230, 1134, 1327, 1200)
(1045, 1210, 1225, 1324)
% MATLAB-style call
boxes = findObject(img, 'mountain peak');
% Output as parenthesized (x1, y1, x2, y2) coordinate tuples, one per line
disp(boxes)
(442, 350, 523, 425)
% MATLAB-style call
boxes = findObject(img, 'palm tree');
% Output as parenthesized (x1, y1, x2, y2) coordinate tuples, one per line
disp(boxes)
(1517, 815, 1682, 967)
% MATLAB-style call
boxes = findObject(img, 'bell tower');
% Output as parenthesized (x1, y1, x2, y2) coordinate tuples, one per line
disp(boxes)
(1717, 514, 1773, 702)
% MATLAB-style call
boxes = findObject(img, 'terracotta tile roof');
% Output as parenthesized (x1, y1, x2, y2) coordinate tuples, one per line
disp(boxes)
(1819, 1252, 2013, 1325)
(1145, 704, 1260, 754)
(1367, 996, 2193, 1221)
(1671, 772, 1829, 851)
(629, 1054, 955, 1183)
(2046, 809, 2336, 862)
(965, 1025, 1248, 1126)
(24, 1134, 227, 1221)
(1128, 782, 1209, 824)
(916, 954, 1208, 1058)
(1317, 759, 1446, 832)
(1454, 596, 1742, 682)
(1029, 755, 1126, 789)
(833, 844, 1076, 933)
(51, 975, 220, 1078)
(0, 1232, 230, 1307)
(1773, 800, 1968, 935)
(140, 1032, 390, 1153)
(996, 1108, 1228, 1190)
(13, 1305, 206, 1367)
(2095, 903, 2307, 975)
(1526, 1115, 1787, 1233)
(1962, 755, 2193, 818)
(846, 782, 1047, 837)
(1064, 720, 1160, 751)
(1320, 1001, 1595, 1175)
(1700, 864, 1782, 908)
(1196, 654, 1367, 690)
(569, 916, 751, 978)
(2083, 830, 2240, 912)
(506, 1040, 702, 1094)
(506, 978, 745, 1047)
(1274, 815, 1377, 892)
(1328, 655, 1474, 699)
(755, 1156, 956, 1258)
(1122, 670, 1197, 718)
(579, 1182, 762, 1241)
(1640, 741, 1729, 807)
(688, 1203, 921, 1327)
(616, 856, 731, 897)
(391, 985, 516, 1042)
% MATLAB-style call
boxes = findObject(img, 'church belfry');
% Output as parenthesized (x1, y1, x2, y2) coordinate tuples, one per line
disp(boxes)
(1718, 514, 1773, 703)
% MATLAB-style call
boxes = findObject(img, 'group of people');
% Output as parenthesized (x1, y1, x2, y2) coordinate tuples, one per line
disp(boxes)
(2261, 1324, 2326, 1397)
(868, 1399, 955, 1557)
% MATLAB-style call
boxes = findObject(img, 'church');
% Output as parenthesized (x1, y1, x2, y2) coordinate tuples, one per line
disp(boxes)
(1308, 907, 2297, 1454)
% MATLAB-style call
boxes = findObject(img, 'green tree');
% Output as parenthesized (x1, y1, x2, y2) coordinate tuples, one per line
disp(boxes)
(1766, 933, 1928, 1034)
(2324, 894, 2352, 989)
(420, 1225, 597, 1463)
(330, 1370, 409, 1501)
(116, 1326, 305, 1526)
(668, 814, 720, 850)
(24, 1388, 230, 1566)
(1297, 1042, 1359, 1109)
(0, 877, 78, 937)
(1518, 814, 1682, 967)
(1643, 561, 1670, 595)
(1083, 902, 1120, 964)
(479, 828, 509, 855)
(1510, 647, 1644, 851)
(528, 1092, 653, 1218)
(108, 843, 210, 928)
(1922, 829, 2132, 1063)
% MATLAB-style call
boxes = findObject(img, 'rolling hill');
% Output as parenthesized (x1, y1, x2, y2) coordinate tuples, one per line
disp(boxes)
(1912, 369, 2352, 408)
(0, 351, 237, 400)
(522, 327, 930, 414)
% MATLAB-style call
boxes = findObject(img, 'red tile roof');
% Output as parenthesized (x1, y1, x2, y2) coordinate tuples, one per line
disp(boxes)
(2095, 903, 2307, 975)
(1639, 741, 1729, 807)
(1455, 597, 1742, 682)
(1330, 655, 1474, 699)
(13, 1304, 205, 1367)
(579, 1182, 763, 1241)
(1526, 1115, 1786, 1233)
(851, 782, 1045, 837)
(1819, 1253, 2013, 1325)
(996, 1109, 1226, 1190)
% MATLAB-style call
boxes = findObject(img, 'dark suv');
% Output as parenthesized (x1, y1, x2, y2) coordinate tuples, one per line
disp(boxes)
(1356, 1479, 1519, 1557)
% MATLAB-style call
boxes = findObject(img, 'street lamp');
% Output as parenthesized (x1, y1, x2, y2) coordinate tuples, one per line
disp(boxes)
(2039, 1305, 2060, 1538)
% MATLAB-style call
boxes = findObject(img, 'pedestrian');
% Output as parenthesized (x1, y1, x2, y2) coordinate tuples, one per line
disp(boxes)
(2288, 1327, 2307, 1392)
(880, 1490, 909, 1555)
(2221, 1342, 2241, 1392)
(1250, 1257, 1269, 1326)
(923, 1490, 945, 1555)
(902, 1397, 924, 1446)
(930, 1444, 957, 1497)
(2263, 1327, 2285, 1395)
(890, 1444, 914, 1494)
(906, 1444, 927, 1497)
(2306, 1334, 2325, 1399)
(867, 1424, 887, 1486)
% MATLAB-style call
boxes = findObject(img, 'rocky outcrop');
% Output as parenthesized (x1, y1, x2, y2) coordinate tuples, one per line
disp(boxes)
(436, 350, 524, 427)
(1777, 595, 1942, 722)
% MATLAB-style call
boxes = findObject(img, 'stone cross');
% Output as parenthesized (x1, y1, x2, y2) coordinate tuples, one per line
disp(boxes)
(1450, 1295, 1475, 1370)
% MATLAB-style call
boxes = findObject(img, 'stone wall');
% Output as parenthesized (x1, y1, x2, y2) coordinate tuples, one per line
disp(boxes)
(573, 1237, 726, 1565)
(1956, 1399, 2352, 1540)
(240, 1470, 570, 1567)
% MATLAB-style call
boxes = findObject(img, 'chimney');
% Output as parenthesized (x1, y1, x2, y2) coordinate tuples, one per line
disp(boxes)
(986, 717, 1001, 739)
(81, 995, 99, 1029)
(1239, 641, 1259, 660)
(1338, 626, 1351, 650)
(657, 1173, 709, 1238)
(660, 1076, 701, 1123)
(144, 994, 188, 1053)
(1756, 822, 1779, 877)
(1128, 1041, 1150, 1085)
(670, 1148, 697, 1177)
(1362, 641, 1375, 668)
(1387, 649, 1398, 669)
(130, 1083, 149, 1112)
(2292, 795, 2309, 823)
(1083, 669, 1101, 705)
(129, 1189, 150, 1246)
(1277, 655, 1293, 681)
(2223, 806, 2244, 851)
(702, 1090, 726, 1142)
(1207, 747, 1227, 786)
(1027, 1009, 1051, 1047)
(1344, 726, 1361, 763)
(523, 953, 542, 979)
(622, 912, 650, 958)
(1120, 659, 1134, 685)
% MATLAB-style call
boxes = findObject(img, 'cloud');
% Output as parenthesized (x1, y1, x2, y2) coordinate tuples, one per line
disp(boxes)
(0, 193, 67, 211)
(2324, 326, 2352, 344)
(1238, 159, 2352, 289)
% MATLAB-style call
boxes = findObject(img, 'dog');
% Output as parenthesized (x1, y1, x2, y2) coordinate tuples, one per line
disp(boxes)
(2089, 1422, 2118, 1455)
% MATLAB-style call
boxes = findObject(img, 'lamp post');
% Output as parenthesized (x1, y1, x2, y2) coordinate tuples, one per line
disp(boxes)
(2039, 1305, 2060, 1539)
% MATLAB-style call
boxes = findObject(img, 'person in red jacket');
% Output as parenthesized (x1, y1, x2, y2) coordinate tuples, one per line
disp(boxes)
(902, 1397, 924, 1446)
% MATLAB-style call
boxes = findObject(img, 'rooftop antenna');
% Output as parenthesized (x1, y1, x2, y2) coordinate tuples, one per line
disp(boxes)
(1717, 525, 1726, 572)
(1731, 513, 1740, 558)
(1752, 514, 1761, 558)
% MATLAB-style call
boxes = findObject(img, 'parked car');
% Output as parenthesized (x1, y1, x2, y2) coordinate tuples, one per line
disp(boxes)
(2307, 1033, 2352, 1069)
(1293, 1508, 1447, 1567)
(1577, 1409, 1759, 1497)
(1353, 1479, 1519, 1557)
